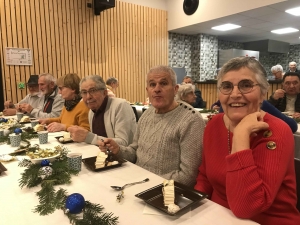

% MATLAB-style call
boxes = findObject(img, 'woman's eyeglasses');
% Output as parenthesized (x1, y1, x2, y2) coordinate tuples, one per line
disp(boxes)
(219, 79, 260, 95)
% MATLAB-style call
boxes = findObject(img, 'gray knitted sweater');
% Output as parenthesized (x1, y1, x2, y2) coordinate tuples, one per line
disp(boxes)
(118, 102, 205, 187)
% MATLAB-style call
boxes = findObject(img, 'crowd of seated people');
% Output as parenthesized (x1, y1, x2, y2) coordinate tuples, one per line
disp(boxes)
(3, 60, 300, 224)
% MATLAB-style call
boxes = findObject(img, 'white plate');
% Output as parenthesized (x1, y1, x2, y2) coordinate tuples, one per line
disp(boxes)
(29, 153, 60, 164)
(282, 112, 290, 116)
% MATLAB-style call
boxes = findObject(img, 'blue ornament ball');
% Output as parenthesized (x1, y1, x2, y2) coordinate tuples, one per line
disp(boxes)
(14, 128, 22, 134)
(3, 118, 7, 122)
(65, 193, 85, 214)
(41, 159, 50, 167)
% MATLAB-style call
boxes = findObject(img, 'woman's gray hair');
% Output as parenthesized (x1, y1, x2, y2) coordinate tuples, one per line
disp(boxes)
(147, 65, 177, 86)
(39, 73, 56, 84)
(80, 75, 107, 90)
(217, 57, 269, 95)
(175, 83, 195, 101)
(106, 77, 118, 85)
(271, 65, 283, 73)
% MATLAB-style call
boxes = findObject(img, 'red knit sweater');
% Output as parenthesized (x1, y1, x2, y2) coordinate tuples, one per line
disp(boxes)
(195, 113, 300, 225)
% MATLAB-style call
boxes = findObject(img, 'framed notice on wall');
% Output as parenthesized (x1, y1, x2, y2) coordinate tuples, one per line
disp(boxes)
(5, 47, 32, 65)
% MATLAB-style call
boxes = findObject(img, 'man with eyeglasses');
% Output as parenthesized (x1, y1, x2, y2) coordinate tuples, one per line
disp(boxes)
(67, 75, 136, 146)
(3, 75, 43, 116)
(268, 72, 300, 118)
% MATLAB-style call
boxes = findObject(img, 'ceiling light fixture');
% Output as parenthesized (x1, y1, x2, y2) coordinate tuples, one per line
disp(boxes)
(285, 7, 300, 16)
(211, 23, 241, 31)
(271, 27, 299, 34)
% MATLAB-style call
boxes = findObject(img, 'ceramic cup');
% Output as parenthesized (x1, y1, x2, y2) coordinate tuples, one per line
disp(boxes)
(67, 153, 82, 172)
(31, 120, 39, 127)
(16, 112, 24, 121)
(0, 129, 4, 137)
(37, 131, 48, 144)
(9, 133, 21, 147)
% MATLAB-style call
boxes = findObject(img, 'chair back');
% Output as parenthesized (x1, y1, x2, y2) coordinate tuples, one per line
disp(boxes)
(295, 158, 300, 211)
(131, 106, 139, 122)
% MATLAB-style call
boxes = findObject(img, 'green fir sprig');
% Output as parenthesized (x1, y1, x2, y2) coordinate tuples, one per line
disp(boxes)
(18, 146, 77, 188)
(34, 182, 119, 225)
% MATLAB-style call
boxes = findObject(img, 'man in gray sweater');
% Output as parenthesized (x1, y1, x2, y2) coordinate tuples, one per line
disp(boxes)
(99, 65, 205, 187)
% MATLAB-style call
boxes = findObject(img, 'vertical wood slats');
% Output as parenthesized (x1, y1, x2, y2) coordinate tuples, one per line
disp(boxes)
(0, 0, 168, 103)
(198, 83, 282, 109)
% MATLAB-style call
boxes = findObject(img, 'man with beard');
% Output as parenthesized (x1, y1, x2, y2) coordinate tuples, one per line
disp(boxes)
(17, 73, 64, 118)
(3, 75, 42, 116)
(268, 72, 300, 118)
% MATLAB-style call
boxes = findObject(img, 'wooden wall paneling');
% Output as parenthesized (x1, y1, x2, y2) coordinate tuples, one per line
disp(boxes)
(53, 1, 61, 78)
(104, 6, 116, 81)
(0, 1, 10, 102)
(132, 4, 137, 101)
(119, 3, 124, 98)
(58, 0, 66, 77)
(0, 0, 168, 103)
(39, 0, 49, 75)
(5, 1, 17, 103)
(30, 0, 39, 74)
(25, 0, 34, 76)
(48, 0, 57, 77)
(21, 0, 31, 92)
(124, 3, 130, 100)
(65, 0, 72, 75)
(137, 5, 143, 101)
(85, 2, 92, 75)
(15, 0, 26, 100)
(34, 0, 45, 74)
(74, 0, 82, 77)
(62, 0, 69, 77)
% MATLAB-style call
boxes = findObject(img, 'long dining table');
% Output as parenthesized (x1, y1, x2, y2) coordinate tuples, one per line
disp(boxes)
(0, 121, 259, 225)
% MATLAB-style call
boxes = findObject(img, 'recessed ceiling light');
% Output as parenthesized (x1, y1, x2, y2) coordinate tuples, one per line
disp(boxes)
(271, 27, 299, 34)
(285, 7, 300, 16)
(211, 23, 241, 31)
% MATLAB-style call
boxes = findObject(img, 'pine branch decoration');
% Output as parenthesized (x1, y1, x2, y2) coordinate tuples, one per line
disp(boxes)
(34, 183, 119, 225)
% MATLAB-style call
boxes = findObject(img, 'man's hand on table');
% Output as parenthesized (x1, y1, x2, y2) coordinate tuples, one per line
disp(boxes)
(19, 103, 33, 114)
(98, 138, 120, 155)
(67, 126, 89, 142)
(3, 108, 16, 116)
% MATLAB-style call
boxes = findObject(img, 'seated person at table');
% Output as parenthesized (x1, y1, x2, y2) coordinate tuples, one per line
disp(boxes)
(39, 73, 90, 132)
(67, 75, 136, 146)
(99, 65, 205, 187)
(106, 77, 119, 97)
(195, 56, 300, 224)
(182, 76, 204, 108)
(174, 83, 196, 107)
(3, 75, 43, 116)
(270, 64, 284, 80)
(268, 72, 300, 118)
(211, 100, 221, 111)
(15, 73, 64, 118)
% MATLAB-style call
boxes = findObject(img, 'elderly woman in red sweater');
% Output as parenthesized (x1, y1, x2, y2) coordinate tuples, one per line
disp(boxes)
(195, 57, 300, 225)
(39, 73, 90, 132)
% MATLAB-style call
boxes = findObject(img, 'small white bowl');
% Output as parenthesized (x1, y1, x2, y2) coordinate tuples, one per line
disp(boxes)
(29, 153, 60, 164)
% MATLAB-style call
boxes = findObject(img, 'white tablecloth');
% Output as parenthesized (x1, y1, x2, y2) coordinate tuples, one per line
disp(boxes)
(0, 129, 258, 225)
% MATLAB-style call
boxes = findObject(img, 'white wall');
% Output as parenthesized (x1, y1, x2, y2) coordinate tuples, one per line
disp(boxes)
(166, 0, 286, 30)
(118, 0, 167, 10)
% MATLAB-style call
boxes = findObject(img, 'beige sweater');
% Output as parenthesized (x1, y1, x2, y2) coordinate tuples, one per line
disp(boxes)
(118, 102, 205, 187)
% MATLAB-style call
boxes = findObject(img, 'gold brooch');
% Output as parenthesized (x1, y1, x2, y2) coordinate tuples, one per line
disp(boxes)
(266, 141, 276, 150)
(263, 130, 272, 138)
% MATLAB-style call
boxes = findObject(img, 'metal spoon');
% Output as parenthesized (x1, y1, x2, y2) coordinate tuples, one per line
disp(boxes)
(111, 178, 149, 191)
